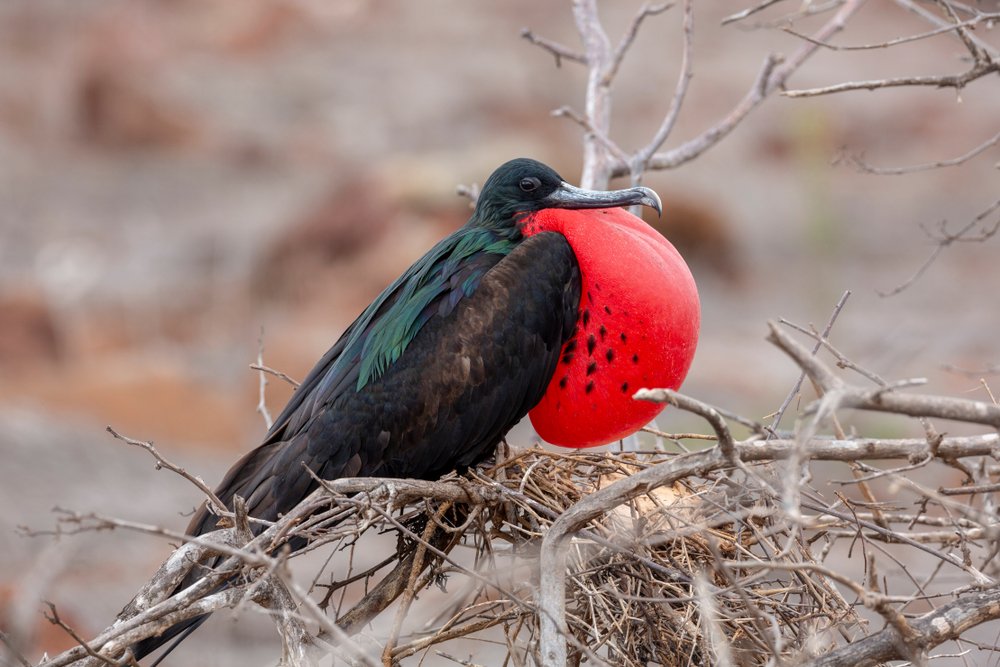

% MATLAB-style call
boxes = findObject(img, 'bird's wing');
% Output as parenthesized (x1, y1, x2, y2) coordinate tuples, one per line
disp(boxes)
(263, 227, 513, 443)
(189, 228, 536, 534)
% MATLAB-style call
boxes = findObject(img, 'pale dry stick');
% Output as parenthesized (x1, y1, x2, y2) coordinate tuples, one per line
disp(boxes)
(845, 129, 1000, 175)
(742, 0, 849, 30)
(778, 317, 887, 387)
(878, 198, 1000, 297)
(519, 27, 586, 67)
(609, 0, 866, 177)
(271, 562, 380, 667)
(941, 481, 1000, 496)
(391, 609, 524, 661)
(380, 502, 453, 666)
(436, 653, 488, 667)
(800, 499, 994, 586)
(550, 105, 631, 168)
(106, 426, 227, 517)
(731, 560, 923, 648)
(695, 571, 735, 667)
(721, 0, 784, 26)
(803, 587, 1000, 667)
(877, 471, 1000, 538)
(572, 0, 617, 189)
(782, 58, 1000, 98)
(782, 12, 1000, 52)
(634, 388, 737, 461)
(246, 565, 324, 667)
(895, 0, 999, 59)
(255, 329, 273, 430)
(768, 290, 852, 438)
(0, 631, 32, 667)
(629, 0, 694, 185)
(934, 0, 990, 63)
(825, 526, 987, 544)
(766, 321, 1000, 429)
(606, 2, 674, 85)
(640, 426, 717, 441)
(43, 602, 130, 667)
(120, 539, 216, 617)
(248, 363, 300, 388)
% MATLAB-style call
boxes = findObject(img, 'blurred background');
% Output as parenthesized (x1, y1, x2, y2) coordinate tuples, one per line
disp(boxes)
(0, 1, 997, 664)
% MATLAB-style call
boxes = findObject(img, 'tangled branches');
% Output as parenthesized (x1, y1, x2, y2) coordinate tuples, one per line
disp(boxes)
(17, 318, 1000, 667)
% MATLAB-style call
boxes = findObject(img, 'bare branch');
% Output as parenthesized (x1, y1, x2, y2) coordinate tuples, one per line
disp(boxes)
(255, 329, 273, 430)
(613, 0, 866, 177)
(106, 426, 227, 517)
(766, 321, 1000, 428)
(845, 130, 1000, 175)
(572, 0, 616, 188)
(43, 603, 126, 667)
(520, 28, 586, 67)
(769, 290, 852, 436)
(783, 59, 1000, 98)
(248, 363, 300, 388)
(895, 0, 999, 59)
(781, 12, 1000, 51)
(0, 631, 32, 667)
(551, 105, 630, 166)
(804, 587, 1000, 667)
(721, 0, 784, 26)
(632, 0, 694, 177)
(633, 388, 737, 462)
(606, 2, 674, 85)
(878, 198, 1000, 297)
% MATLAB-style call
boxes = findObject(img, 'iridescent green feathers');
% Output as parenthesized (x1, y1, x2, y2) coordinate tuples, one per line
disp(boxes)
(356, 228, 517, 389)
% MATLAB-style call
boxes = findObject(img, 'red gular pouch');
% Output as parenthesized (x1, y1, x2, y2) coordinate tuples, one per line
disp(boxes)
(521, 206, 700, 448)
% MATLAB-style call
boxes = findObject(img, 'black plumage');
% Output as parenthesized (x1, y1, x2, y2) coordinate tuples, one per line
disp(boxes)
(132, 158, 660, 662)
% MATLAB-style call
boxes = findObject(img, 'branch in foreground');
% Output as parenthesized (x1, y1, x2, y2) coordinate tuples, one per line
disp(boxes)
(806, 587, 1000, 667)
(33, 314, 1000, 667)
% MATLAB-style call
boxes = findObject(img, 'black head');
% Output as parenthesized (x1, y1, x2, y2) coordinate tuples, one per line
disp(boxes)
(472, 158, 662, 226)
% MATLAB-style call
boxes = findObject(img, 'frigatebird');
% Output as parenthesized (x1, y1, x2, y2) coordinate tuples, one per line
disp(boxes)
(132, 158, 699, 661)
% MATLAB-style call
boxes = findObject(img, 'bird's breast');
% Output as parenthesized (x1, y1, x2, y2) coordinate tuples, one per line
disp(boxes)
(520, 207, 700, 447)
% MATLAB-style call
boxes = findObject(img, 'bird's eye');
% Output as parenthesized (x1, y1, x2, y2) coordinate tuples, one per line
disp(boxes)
(519, 177, 541, 193)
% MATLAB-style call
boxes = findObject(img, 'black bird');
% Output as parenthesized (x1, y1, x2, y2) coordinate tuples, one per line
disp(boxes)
(132, 158, 665, 662)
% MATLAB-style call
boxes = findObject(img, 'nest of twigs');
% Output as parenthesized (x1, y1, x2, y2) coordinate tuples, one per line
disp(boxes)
(321, 445, 863, 666)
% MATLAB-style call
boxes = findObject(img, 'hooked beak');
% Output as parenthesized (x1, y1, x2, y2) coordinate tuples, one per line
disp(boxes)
(542, 182, 663, 217)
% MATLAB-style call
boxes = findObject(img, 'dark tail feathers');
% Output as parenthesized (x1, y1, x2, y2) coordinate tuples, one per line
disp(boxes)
(132, 613, 210, 665)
